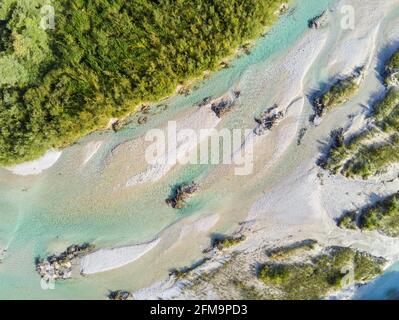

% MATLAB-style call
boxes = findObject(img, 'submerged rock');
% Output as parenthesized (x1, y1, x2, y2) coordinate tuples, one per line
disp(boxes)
(197, 96, 212, 108)
(0, 248, 6, 263)
(233, 90, 241, 99)
(111, 118, 132, 132)
(166, 182, 199, 209)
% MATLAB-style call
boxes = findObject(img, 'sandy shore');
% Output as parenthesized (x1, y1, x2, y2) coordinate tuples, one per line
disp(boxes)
(5, 150, 62, 176)
(80, 238, 160, 275)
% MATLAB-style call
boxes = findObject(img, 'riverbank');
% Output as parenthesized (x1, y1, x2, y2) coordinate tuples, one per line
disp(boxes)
(5, 150, 62, 176)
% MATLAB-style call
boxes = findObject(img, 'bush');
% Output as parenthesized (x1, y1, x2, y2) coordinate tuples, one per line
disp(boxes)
(385, 49, 399, 86)
(337, 212, 357, 230)
(314, 71, 362, 117)
(359, 192, 399, 236)
(267, 239, 318, 260)
(258, 247, 385, 300)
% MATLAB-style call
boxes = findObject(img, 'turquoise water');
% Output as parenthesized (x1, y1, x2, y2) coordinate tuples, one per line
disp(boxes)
(356, 262, 399, 300)
(0, 0, 337, 299)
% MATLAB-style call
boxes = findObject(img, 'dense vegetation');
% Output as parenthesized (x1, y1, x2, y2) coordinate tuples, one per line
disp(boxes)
(0, 0, 286, 165)
(313, 69, 362, 117)
(338, 192, 399, 237)
(259, 247, 385, 300)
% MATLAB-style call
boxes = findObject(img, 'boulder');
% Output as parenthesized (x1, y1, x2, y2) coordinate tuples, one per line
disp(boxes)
(166, 182, 199, 209)
(308, 11, 328, 29)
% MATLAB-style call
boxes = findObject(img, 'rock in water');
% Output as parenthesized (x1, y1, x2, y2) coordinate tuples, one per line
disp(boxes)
(35, 243, 95, 282)
(166, 182, 199, 209)
(308, 11, 328, 29)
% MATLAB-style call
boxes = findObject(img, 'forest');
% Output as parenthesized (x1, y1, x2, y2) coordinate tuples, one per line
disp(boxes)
(0, 0, 285, 165)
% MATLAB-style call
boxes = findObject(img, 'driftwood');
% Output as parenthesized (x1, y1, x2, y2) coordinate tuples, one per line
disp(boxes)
(308, 11, 328, 29)
(254, 105, 284, 135)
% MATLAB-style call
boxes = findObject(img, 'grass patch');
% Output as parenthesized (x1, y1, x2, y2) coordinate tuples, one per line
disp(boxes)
(313, 69, 362, 117)
(232, 280, 265, 300)
(213, 235, 246, 250)
(338, 192, 399, 237)
(267, 239, 318, 261)
(359, 192, 399, 236)
(258, 247, 385, 300)
(341, 134, 399, 178)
